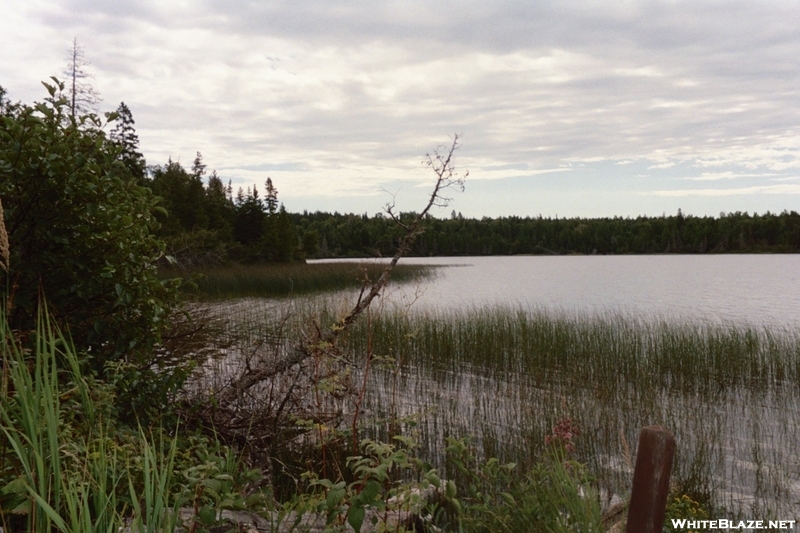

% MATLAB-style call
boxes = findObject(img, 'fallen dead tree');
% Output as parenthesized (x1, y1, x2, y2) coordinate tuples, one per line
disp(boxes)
(180, 137, 468, 490)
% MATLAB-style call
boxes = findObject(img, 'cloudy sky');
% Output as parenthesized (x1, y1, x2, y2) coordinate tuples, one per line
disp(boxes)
(2, 1, 800, 218)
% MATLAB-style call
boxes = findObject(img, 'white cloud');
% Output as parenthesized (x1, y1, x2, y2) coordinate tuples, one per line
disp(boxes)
(679, 171, 780, 182)
(649, 184, 800, 198)
(3, 1, 800, 216)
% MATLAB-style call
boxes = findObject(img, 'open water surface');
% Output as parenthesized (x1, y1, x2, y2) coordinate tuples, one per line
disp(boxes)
(313, 254, 800, 326)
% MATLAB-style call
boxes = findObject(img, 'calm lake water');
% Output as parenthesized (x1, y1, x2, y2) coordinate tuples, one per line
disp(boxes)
(315, 255, 800, 326)
(310, 255, 800, 513)
(210, 255, 800, 514)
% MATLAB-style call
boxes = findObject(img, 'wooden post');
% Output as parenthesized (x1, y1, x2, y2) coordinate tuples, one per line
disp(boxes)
(625, 425, 675, 533)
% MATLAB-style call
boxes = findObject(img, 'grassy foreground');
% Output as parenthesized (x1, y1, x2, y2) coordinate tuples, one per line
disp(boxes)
(1, 305, 607, 532)
(164, 261, 436, 299)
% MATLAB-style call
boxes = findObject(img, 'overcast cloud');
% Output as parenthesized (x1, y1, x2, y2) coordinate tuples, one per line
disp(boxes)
(2, 1, 799, 217)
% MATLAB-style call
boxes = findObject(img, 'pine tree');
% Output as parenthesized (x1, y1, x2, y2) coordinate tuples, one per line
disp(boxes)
(110, 102, 146, 180)
(273, 204, 297, 262)
(264, 177, 279, 216)
(234, 186, 265, 251)
(191, 151, 207, 180)
(0, 85, 9, 114)
(205, 170, 235, 238)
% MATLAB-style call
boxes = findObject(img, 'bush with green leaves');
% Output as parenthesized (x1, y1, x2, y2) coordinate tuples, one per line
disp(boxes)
(0, 78, 179, 370)
(298, 436, 445, 532)
(663, 492, 709, 533)
(0, 307, 270, 533)
(443, 436, 603, 533)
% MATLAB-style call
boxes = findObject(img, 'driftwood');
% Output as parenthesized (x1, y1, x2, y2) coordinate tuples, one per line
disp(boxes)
(174, 485, 442, 532)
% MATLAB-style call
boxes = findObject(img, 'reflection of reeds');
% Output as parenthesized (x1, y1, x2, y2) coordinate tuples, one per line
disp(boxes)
(206, 300, 800, 516)
(164, 262, 435, 299)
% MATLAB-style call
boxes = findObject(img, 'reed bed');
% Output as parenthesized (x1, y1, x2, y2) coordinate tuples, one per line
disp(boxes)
(202, 300, 800, 517)
(165, 261, 436, 300)
(349, 306, 800, 516)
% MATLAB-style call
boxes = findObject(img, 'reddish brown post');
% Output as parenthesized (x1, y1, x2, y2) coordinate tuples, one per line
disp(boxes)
(625, 425, 675, 533)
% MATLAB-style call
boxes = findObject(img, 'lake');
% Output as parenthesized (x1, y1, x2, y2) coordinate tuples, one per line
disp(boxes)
(206, 254, 800, 515)
(314, 254, 800, 326)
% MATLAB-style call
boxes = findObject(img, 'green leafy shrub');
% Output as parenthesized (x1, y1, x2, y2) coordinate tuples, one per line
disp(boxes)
(0, 78, 179, 367)
(443, 435, 602, 533)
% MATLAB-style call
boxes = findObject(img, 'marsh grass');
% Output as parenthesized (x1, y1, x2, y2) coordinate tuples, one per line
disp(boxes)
(0, 308, 181, 533)
(206, 300, 800, 517)
(165, 261, 436, 300)
(350, 306, 800, 516)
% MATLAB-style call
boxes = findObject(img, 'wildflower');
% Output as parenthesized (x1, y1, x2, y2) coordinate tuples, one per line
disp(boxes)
(545, 418, 581, 454)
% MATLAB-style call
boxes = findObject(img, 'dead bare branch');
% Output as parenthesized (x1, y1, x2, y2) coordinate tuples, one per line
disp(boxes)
(214, 135, 466, 407)
(184, 136, 467, 483)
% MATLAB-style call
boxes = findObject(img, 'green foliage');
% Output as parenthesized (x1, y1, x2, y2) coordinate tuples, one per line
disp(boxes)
(146, 159, 303, 265)
(176, 434, 271, 525)
(663, 493, 709, 533)
(0, 306, 269, 533)
(443, 437, 602, 533)
(283, 430, 600, 532)
(126, 428, 181, 533)
(0, 78, 179, 367)
(110, 101, 146, 181)
(0, 307, 180, 532)
(149, 157, 212, 238)
(291, 209, 800, 258)
(302, 436, 441, 532)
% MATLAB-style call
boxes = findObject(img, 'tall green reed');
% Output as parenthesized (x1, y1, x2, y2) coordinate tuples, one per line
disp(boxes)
(0, 307, 182, 532)
(191, 297, 800, 515)
(342, 304, 800, 514)
(1, 308, 68, 531)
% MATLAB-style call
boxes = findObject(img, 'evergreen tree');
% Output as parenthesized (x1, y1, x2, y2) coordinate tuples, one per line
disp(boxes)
(149, 158, 208, 235)
(272, 205, 297, 262)
(110, 101, 146, 181)
(0, 85, 9, 114)
(264, 177, 279, 215)
(206, 170, 235, 238)
(191, 151, 207, 179)
(233, 186, 265, 256)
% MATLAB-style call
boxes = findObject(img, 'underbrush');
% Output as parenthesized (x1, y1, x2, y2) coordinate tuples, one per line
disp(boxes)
(0, 307, 605, 532)
(0, 309, 273, 532)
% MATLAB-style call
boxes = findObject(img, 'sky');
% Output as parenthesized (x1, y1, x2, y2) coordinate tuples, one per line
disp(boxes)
(2, 1, 800, 219)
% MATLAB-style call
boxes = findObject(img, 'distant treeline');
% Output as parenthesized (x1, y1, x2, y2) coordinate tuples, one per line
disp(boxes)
(93, 104, 800, 263)
(293, 209, 800, 257)
(141, 156, 800, 263)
